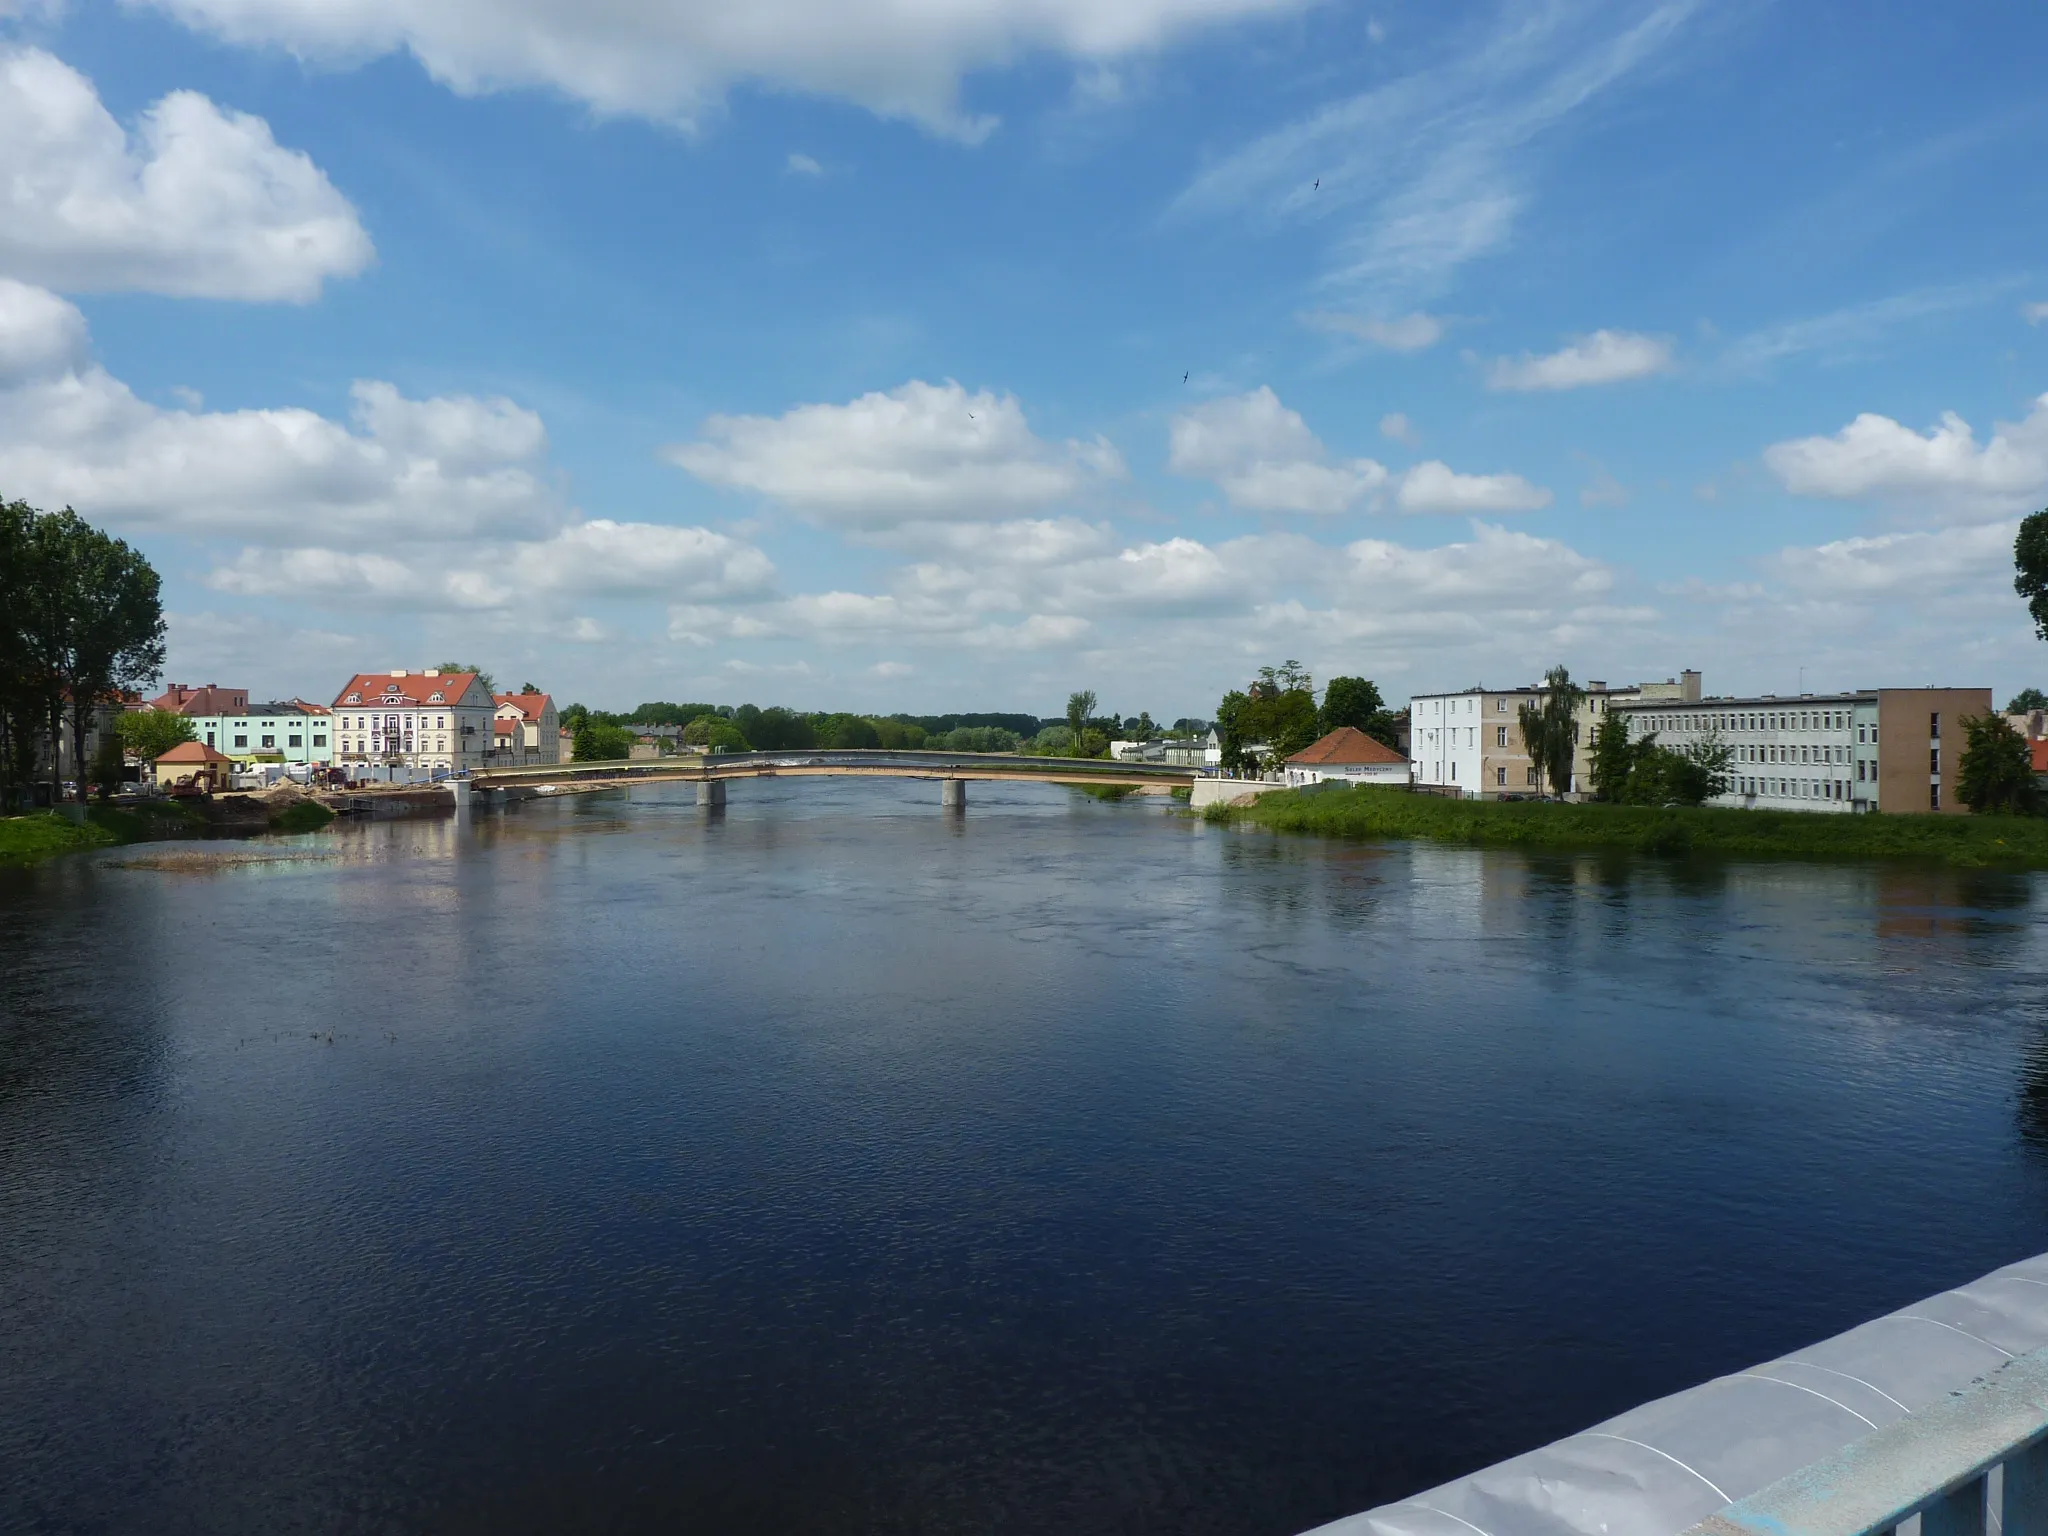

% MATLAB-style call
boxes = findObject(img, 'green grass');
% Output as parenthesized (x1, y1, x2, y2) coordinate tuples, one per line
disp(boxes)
(1208, 784, 2048, 867)
(0, 812, 119, 865)
(269, 800, 335, 833)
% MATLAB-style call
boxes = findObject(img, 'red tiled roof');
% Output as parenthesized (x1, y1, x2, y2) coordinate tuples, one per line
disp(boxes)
(150, 684, 248, 716)
(332, 671, 482, 708)
(494, 691, 553, 720)
(1287, 726, 1408, 766)
(156, 741, 235, 765)
(2033, 740, 2048, 775)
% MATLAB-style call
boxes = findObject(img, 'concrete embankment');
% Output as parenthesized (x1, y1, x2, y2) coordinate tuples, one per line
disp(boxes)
(1188, 777, 1287, 811)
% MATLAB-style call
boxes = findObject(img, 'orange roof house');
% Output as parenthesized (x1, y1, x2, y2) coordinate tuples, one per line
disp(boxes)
(1284, 727, 1410, 788)
(151, 740, 235, 786)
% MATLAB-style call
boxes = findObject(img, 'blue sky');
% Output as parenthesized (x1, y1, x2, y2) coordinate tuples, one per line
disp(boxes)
(3, 0, 2046, 718)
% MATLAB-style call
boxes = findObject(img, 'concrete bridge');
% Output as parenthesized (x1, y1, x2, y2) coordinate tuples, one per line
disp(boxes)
(466, 749, 1198, 807)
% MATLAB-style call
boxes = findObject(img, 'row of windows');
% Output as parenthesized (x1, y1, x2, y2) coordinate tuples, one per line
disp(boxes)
(1639, 707, 1859, 734)
(339, 714, 458, 730)
(1738, 778, 1855, 802)
(1738, 744, 1862, 766)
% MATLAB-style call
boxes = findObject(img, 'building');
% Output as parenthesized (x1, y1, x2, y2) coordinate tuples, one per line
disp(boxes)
(1408, 679, 1650, 798)
(151, 740, 234, 790)
(150, 683, 248, 716)
(1284, 727, 1410, 787)
(493, 691, 561, 764)
(195, 701, 333, 768)
(330, 669, 497, 779)
(1612, 686, 1992, 814)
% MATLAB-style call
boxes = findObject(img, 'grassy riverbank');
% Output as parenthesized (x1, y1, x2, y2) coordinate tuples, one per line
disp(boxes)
(1, 795, 331, 868)
(1208, 784, 2048, 867)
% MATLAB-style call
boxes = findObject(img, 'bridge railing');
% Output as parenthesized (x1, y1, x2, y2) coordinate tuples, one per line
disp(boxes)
(1688, 1346, 2048, 1536)
(471, 749, 1197, 784)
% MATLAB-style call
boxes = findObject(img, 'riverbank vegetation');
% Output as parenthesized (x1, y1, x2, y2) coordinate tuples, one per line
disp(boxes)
(1208, 784, 2048, 867)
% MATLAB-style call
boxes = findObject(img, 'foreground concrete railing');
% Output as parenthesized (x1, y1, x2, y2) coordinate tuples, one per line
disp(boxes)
(1307, 1252, 2048, 1536)
(1689, 1346, 2048, 1536)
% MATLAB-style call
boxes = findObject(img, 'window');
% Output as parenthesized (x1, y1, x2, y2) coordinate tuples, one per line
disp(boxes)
(205, 732, 215, 746)
(345, 693, 360, 704)
(1931, 783, 1941, 811)
(1496, 725, 1508, 747)
(1930, 712, 1941, 738)
(1526, 767, 1538, 785)
(312, 735, 326, 748)
(1930, 748, 1940, 775)
(288, 734, 302, 748)
(1495, 766, 1506, 786)
(260, 734, 275, 749)
(234, 734, 247, 747)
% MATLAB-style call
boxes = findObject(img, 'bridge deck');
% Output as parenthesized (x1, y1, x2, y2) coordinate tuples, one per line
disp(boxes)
(471, 749, 1198, 791)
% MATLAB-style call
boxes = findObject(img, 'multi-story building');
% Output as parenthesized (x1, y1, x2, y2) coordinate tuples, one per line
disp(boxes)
(150, 683, 248, 716)
(1407, 676, 1679, 797)
(1611, 686, 1991, 814)
(492, 691, 561, 764)
(201, 701, 334, 769)
(330, 669, 496, 779)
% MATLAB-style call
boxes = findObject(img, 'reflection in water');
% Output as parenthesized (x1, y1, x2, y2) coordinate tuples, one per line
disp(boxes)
(4, 782, 2048, 1536)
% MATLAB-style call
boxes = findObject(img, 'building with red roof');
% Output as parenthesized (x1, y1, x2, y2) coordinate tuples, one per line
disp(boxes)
(330, 669, 496, 779)
(1284, 727, 1411, 789)
(493, 690, 561, 764)
(150, 740, 235, 790)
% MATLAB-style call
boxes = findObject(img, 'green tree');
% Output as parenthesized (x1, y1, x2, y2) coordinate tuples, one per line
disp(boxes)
(1066, 690, 1097, 756)
(1517, 665, 1585, 797)
(2017, 510, 2048, 640)
(89, 733, 125, 800)
(1216, 663, 1319, 776)
(2009, 688, 2048, 715)
(520, 682, 540, 695)
(816, 713, 880, 750)
(1958, 712, 2039, 815)
(1588, 711, 1637, 801)
(117, 709, 198, 763)
(571, 719, 635, 761)
(1319, 675, 1397, 748)
(434, 661, 496, 693)
(0, 498, 47, 808)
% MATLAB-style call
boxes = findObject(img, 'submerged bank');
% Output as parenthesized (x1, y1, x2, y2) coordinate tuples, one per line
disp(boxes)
(0, 795, 335, 868)
(1207, 784, 2048, 867)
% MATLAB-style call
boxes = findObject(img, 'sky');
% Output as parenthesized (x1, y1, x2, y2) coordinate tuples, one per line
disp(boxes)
(3, 0, 2046, 719)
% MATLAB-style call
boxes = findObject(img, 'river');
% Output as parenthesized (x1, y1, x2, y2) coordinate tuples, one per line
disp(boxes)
(4, 779, 2047, 1534)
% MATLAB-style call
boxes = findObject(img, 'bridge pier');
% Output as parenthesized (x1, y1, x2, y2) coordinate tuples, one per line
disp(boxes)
(940, 778, 966, 809)
(448, 778, 471, 813)
(697, 779, 726, 808)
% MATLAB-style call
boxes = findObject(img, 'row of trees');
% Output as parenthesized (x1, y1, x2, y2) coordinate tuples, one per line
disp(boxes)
(1214, 662, 1399, 777)
(1, 499, 166, 808)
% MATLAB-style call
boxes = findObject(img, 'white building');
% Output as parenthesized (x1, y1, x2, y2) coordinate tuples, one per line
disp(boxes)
(1283, 727, 1410, 787)
(330, 669, 496, 779)
(492, 691, 561, 764)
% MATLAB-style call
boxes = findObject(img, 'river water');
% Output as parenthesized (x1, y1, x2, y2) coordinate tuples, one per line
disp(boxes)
(5, 780, 2048, 1534)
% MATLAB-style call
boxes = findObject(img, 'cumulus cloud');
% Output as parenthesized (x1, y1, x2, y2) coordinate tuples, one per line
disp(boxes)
(1168, 386, 1387, 513)
(1485, 329, 1674, 391)
(1395, 460, 1551, 515)
(135, 0, 1302, 139)
(0, 281, 562, 541)
(1171, 386, 1548, 517)
(1768, 521, 2016, 597)
(1762, 393, 2048, 518)
(0, 46, 371, 301)
(1379, 411, 1418, 447)
(1302, 310, 1444, 351)
(666, 379, 1123, 529)
(209, 520, 776, 608)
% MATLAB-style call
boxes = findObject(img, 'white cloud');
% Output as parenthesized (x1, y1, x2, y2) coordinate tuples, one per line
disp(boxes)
(1485, 329, 1674, 391)
(1395, 460, 1551, 515)
(1168, 386, 1386, 513)
(135, 0, 1304, 140)
(0, 278, 561, 542)
(2027, 302, 2048, 325)
(1302, 310, 1444, 351)
(1768, 521, 2016, 597)
(1174, 1, 1701, 301)
(1762, 393, 2048, 519)
(0, 46, 371, 301)
(1378, 411, 1418, 447)
(666, 378, 1123, 529)
(785, 151, 822, 176)
(209, 521, 776, 608)
(871, 661, 912, 677)
(1718, 280, 2022, 375)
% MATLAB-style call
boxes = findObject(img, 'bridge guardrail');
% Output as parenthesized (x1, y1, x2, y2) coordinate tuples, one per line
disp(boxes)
(472, 749, 1199, 784)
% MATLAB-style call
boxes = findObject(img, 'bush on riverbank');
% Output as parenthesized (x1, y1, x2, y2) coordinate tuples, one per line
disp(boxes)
(269, 799, 335, 833)
(0, 812, 119, 865)
(1207, 784, 2048, 867)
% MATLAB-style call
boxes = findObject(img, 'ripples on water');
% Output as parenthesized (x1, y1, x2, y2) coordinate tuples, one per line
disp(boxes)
(4, 780, 2048, 1534)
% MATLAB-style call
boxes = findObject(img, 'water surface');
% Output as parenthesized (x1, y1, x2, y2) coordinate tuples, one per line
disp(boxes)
(5, 780, 2047, 1534)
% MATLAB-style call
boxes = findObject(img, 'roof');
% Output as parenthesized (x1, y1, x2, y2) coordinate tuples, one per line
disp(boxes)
(332, 671, 483, 709)
(2033, 741, 2048, 775)
(1287, 726, 1407, 766)
(156, 741, 235, 765)
(492, 718, 517, 734)
(494, 691, 553, 720)
(150, 684, 248, 716)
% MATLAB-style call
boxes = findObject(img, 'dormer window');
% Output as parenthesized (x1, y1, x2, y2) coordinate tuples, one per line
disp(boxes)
(428, 692, 445, 703)
(344, 693, 361, 704)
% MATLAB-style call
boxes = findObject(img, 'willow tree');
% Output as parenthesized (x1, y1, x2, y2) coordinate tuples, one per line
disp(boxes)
(1517, 665, 1585, 798)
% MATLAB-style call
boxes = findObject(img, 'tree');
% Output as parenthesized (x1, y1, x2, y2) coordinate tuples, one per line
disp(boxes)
(571, 719, 635, 761)
(117, 709, 197, 763)
(1216, 663, 1319, 776)
(0, 498, 47, 809)
(1588, 711, 1637, 802)
(434, 661, 495, 693)
(1958, 712, 2038, 815)
(2018, 511, 2048, 640)
(1320, 675, 1397, 748)
(1066, 690, 1097, 756)
(1517, 665, 1585, 797)
(2009, 688, 2048, 715)
(520, 682, 540, 695)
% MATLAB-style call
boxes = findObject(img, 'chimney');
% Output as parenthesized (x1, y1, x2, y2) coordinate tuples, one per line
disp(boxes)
(1588, 680, 1607, 693)
(1681, 669, 1702, 703)
(390, 668, 407, 677)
